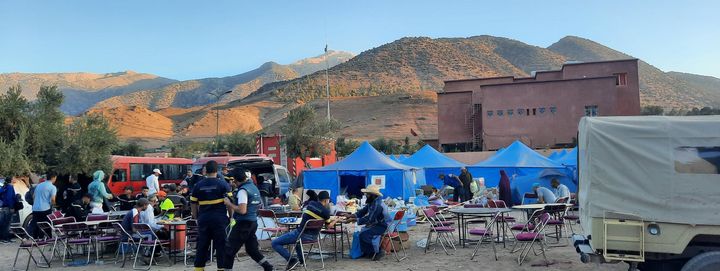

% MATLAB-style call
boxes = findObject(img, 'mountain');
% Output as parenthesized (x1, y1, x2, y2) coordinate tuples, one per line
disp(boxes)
(253, 35, 720, 109)
(548, 36, 720, 108)
(254, 36, 567, 103)
(91, 51, 355, 111)
(0, 71, 177, 114)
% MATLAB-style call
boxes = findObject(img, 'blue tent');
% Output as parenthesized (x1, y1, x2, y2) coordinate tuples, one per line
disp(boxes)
(547, 151, 561, 160)
(556, 147, 577, 167)
(550, 149, 568, 161)
(303, 142, 422, 201)
(401, 145, 468, 188)
(510, 168, 577, 204)
(467, 141, 567, 189)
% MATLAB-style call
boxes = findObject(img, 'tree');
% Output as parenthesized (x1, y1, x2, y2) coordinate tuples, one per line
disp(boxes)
(0, 126, 31, 177)
(371, 137, 401, 154)
(335, 137, 360, 157)
(114, 141, 145, 157)
(281, 105, 341, 169)
(217, 131, 254, 155)
(60, 114, 118, 175)
(27, 86, 66, 172)
(641, 105, 664, 116)
(169, 140, 209, 159)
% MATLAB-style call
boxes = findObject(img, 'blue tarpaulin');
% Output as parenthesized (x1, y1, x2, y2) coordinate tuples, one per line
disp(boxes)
(556, 147, 578, 167)
(401, 145, 467, 188)
(467, 141, 567, 192)
(303, 142, 423, 200)
(510, 168, 577, 205)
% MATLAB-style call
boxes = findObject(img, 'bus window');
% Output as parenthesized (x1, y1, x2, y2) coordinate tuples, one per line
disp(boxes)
(112, 169, 127, 183)
(130, 164, 145, 181)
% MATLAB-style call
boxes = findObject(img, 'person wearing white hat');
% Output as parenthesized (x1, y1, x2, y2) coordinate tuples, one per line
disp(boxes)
(345, 184, 391, 261)
(146, 168, 162, 196)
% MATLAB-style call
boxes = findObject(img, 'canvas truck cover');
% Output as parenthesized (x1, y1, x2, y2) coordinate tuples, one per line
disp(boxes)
(578, 116, 720, 232)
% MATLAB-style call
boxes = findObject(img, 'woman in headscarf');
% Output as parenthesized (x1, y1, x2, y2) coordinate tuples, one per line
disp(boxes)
(498, 170, 513, 207)
(88, 170, 113, 213)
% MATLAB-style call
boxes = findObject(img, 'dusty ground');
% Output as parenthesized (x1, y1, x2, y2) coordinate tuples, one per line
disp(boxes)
(0, 211, 629, 271)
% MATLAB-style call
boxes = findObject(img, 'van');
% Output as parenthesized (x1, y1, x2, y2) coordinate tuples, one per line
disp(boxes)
(192, 154, 292, 198)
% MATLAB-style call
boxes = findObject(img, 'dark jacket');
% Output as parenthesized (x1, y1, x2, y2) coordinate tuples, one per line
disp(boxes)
(357, 198, 389, 229)
(299, 201, 330, 235)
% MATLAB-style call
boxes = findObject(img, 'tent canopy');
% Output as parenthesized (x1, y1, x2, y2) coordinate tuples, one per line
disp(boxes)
(312, 142, 416, 171)
(402, 145, 467, 168)
(556, 147, 578, 167)
(471, 141, 565, 168)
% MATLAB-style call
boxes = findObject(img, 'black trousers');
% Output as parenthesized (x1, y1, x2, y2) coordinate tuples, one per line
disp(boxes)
(31, 210, 52, 238)
(194, 214, 228, 268)
(223, 220, 267, 269)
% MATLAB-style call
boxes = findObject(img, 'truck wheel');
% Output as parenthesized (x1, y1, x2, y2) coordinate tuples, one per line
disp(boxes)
(681, 251, 720, 271)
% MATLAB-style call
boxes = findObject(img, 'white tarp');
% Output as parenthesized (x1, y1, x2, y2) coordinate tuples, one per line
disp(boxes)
(579, 116, 720, 232)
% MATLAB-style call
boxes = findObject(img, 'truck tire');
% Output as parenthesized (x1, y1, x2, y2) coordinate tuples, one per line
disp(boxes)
(681, 251, 720, 271)
(22, 213, 33, 228)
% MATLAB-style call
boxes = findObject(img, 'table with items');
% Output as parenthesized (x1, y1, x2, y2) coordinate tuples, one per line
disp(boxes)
(447, 207, 512, 247)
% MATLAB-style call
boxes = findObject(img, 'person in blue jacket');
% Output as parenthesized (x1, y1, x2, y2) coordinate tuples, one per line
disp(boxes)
(346, 184, 391, 261)
(439, 173, 465, 202)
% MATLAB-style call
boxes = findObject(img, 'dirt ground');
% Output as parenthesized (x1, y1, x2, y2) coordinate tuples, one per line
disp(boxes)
(0, 213, 630, 271)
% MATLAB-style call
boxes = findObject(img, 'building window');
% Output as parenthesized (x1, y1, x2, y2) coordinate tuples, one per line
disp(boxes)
(550, 106, 557, 114)
(487, 110, 493, 117)
(532, 108, 537, 115)
(615, 73, 627, 86)
(517, 108, 524, 115)
(507, 109, 513, 116)
(539, 107, 546, 114)
(497, 110, 503, 116)
(585, 105, 599, 117)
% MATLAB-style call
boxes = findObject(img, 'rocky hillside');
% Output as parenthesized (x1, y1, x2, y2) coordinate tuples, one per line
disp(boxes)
(0, 71, 177, 114)
(548, 36, 720, 108)
(254, 35, 719, 108)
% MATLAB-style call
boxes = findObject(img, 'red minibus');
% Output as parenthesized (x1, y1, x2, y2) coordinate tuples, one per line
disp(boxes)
(107, 156, 193, 195)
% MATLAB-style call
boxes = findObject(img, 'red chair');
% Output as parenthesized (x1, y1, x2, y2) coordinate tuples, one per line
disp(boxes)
(132, 223, 171, 270)
(258, 209, 288, 240)
(381, 210, 407, 262)
(50, 216, 76, 226)
(422, 208, 456, 255)
(521, 192, 538, 204)
(10, 226, 51, 271)
(86, 213, 109, 221)
(289, 219, 326, 271)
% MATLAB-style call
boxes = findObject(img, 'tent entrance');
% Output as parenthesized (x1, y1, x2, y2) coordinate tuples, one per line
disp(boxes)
(340, 175, 366, 199)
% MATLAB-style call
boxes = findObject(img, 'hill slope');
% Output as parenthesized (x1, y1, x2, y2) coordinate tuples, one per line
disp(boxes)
(0, 71, 177, 114)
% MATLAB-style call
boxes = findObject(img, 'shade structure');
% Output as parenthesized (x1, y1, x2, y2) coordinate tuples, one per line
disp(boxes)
(548, 151, 562, 160)
(467, 140, 567, 189)
(402, 145, 468, 188)
(510, 168, 577, 204)
(303, 141, 423, 200)
(556, 147, 578, 167)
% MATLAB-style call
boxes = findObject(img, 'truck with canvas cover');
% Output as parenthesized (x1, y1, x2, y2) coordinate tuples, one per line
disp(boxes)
(573, 116, 720, 271)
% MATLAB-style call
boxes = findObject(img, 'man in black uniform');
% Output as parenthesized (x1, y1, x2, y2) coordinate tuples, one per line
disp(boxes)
(223, 167, 274, 271)
(190, 161, 232, 271)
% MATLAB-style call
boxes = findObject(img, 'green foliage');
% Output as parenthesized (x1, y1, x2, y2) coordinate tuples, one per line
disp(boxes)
(335, 137, 360, 157)
(113, 141, 145, 157)
(686, 106, 720, 115)
(280, 105, 341, 168)
(371, 136, 426, 155)
(641, 105, 664, 116)
(169, 140, 210, 159)
(60, 114, 118, 175)
(0, 85, 118, 177)
(217, 131, 255, 155)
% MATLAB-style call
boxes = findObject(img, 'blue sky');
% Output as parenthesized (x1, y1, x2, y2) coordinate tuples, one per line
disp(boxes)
(1, 0, 718, 80)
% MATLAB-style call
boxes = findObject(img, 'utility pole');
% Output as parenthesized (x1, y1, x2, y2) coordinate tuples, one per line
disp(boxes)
(209, 89, 233, 152)
(325, 44, 330, 120)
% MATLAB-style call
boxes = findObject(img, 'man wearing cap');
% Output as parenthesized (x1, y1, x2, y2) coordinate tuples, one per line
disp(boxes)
(533, 183, 557, 204)
(272, 190, 337, 270)
(346, 184, 391, 261)
(222, 167, 274, 271)
(146, 168, 162, 196)
(190, 161, 232, 271)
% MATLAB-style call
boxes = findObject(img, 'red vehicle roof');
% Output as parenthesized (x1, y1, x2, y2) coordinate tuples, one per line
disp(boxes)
(193, 155, 272, 165)
(111, 155, 193, 164)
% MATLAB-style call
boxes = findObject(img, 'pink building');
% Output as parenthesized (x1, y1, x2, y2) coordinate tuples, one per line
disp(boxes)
(438, 59, 641, 151)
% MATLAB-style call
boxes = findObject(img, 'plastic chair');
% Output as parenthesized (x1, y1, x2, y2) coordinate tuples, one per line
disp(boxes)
(469, 210, 501, 261)
(381, 210, 407, 262)
(258, 209, 288, 240)
(132, 223, 171, 270)
(422, 208, 456, 255)
(288, 219, 325, 271)
(113, 222, 137, 268)
(10, 226, 51, 271)
(60, 222, 93, 266)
